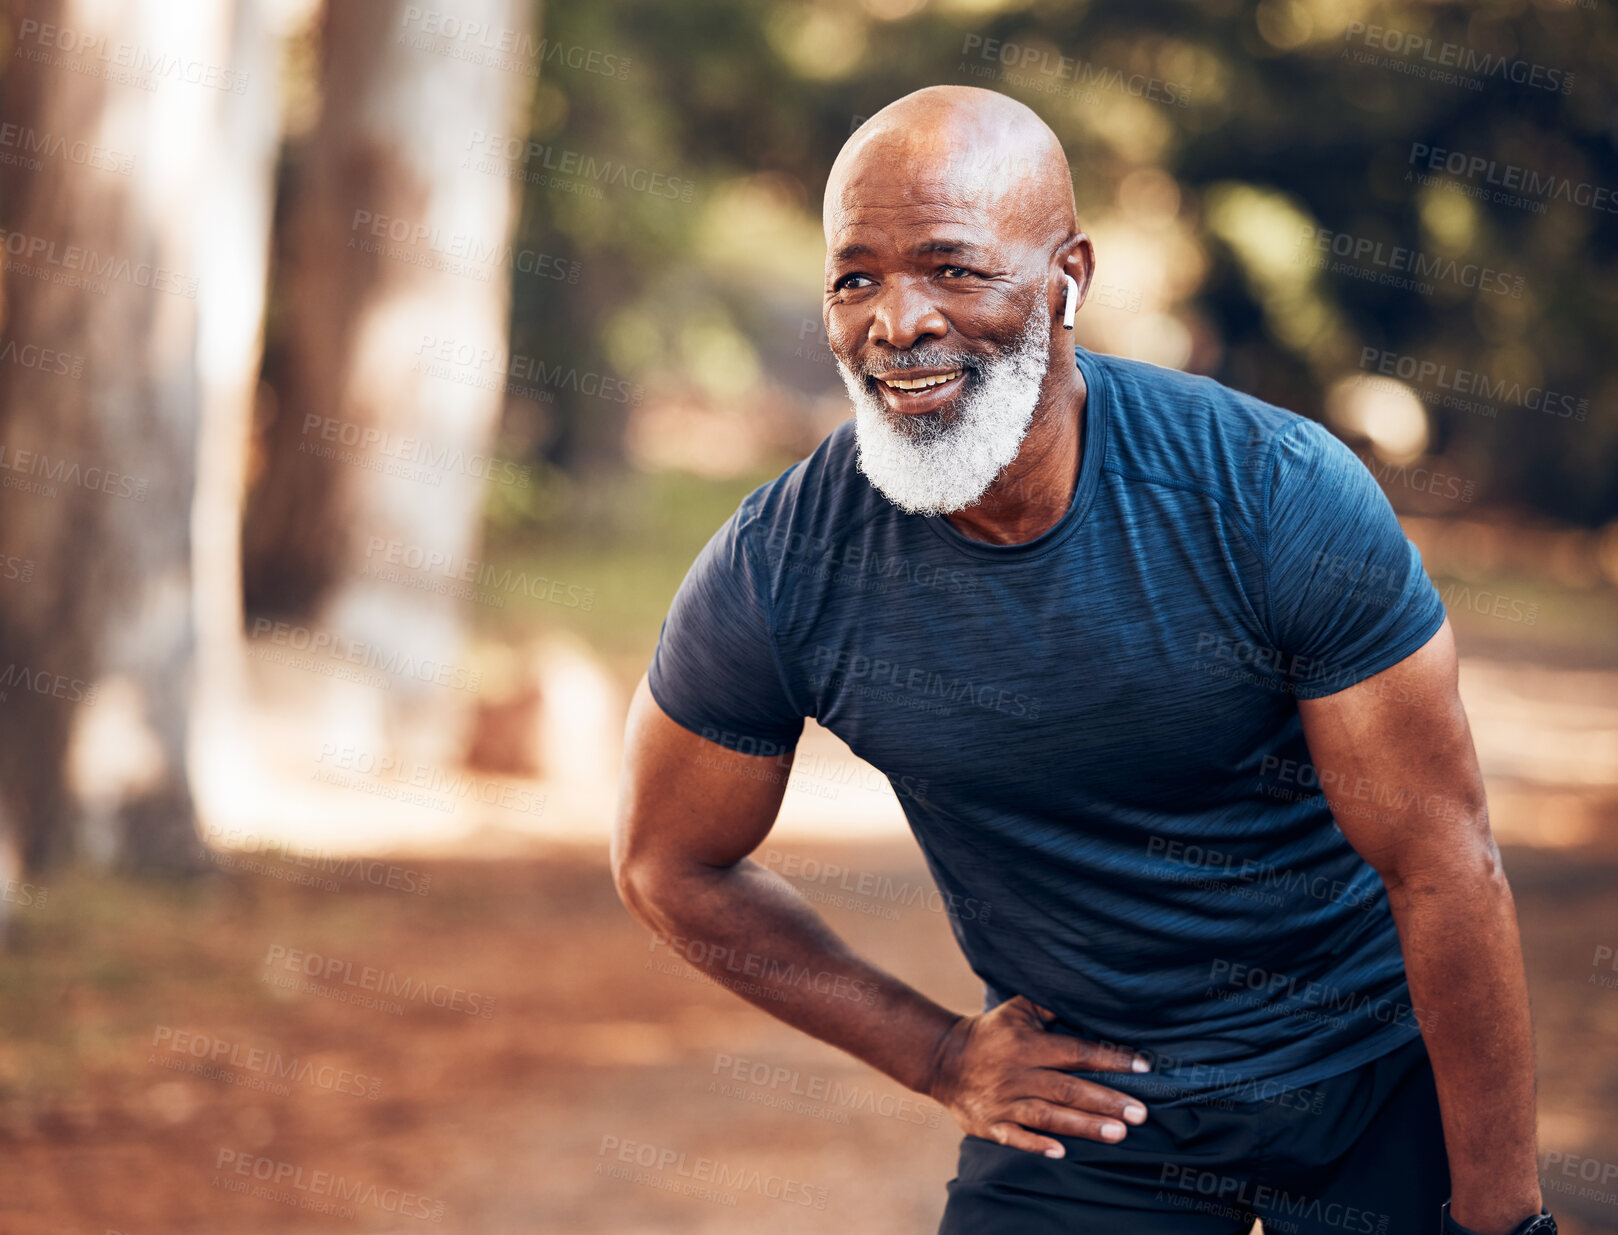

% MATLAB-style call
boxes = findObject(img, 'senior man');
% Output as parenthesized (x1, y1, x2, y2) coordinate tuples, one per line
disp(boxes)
(611, 86, 1551, 1235)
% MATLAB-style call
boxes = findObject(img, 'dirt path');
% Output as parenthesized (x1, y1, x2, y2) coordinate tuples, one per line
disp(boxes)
(1, 837, 1615, 1233)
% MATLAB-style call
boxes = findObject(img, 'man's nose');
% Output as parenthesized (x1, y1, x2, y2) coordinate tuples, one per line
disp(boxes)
(868, 281, 948, 351)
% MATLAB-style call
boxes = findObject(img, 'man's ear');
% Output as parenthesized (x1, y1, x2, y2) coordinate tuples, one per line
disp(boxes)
(1053, 234, 1096, 320)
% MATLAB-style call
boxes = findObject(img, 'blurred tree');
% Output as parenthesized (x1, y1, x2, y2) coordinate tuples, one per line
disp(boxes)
(511, 0, 1617, 527)
(241, 0, 539, 760)
(0, 0, 277, 875)
(244, 0, 537, 608)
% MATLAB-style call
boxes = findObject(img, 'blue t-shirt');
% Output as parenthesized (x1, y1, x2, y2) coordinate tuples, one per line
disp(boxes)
(647, 346, 1447, 1106)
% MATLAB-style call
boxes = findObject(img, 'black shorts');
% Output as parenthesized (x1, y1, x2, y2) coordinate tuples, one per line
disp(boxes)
(940, 1032, 1449, 1235)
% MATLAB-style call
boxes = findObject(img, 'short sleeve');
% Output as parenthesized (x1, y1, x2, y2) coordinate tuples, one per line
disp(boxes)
(1264, 420, 1446, 699)
(647, 506, 806, 756)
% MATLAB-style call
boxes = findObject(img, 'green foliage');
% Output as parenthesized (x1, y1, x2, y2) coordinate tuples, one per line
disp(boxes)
(480, 463, 790, 659)
(510, 0, 1618, 524)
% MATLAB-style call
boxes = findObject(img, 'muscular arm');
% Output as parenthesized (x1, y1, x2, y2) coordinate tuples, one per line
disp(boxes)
(611, 673, 960, 1093)
(1298, 619, 1542, 1235)
(611, 674, 1149, 1153)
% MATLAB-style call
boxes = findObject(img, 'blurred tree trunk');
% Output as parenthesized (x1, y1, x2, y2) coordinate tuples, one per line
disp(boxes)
(0, 0, 277, 875)
(241, 0, 537, 761)
(189, 0, 286, 843)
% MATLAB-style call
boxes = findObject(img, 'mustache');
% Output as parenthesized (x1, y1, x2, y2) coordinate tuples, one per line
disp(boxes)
(850, 348, 979, 380)
(845, 309, 1049, 381)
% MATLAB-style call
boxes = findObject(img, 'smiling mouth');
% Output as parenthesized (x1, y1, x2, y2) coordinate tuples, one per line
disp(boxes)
(878, 368, 964, 393)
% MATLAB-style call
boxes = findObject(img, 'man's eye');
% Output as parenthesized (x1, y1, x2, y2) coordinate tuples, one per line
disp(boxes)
(939, 265, 972, 278)
(834, 273, 873, 291)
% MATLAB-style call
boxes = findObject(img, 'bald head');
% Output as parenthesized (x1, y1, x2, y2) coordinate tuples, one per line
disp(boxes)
(824, 86, 1078, 249)
(819, 85, 1095, 515)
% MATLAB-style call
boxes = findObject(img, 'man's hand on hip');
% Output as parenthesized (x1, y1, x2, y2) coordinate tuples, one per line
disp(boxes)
(923, 995, 1151, 1158)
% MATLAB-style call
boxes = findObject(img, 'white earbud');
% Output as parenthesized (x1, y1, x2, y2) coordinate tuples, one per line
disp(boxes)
(1062, 274, 1080, 330)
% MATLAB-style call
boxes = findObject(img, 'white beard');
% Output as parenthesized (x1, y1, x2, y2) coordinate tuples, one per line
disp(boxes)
(840, 317, 1051, 516)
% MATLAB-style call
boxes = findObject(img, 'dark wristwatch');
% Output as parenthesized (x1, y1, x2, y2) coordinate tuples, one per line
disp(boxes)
(1441, 1201, 1556, 1235)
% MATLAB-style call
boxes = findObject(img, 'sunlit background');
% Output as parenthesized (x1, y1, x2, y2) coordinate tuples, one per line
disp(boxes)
(0, 0, 1615, 1230)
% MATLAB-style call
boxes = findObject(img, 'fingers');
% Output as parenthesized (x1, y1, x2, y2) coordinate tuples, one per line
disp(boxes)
(1036, 1032, 1151, 1075)
(1001, 998, 1150, 1074)
(985, 1119, 1068, 1159)
(1034, 1073, 1149, 1128)
(1003, 995, 1045, 1024)
(1009, 1097, 1133, 1146)
(963, 999, 1155, 1158)
(978, 1079, 1151, 1158)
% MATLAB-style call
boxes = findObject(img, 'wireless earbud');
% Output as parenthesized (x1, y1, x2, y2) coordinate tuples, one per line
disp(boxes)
(1062, 274, 1080, 330)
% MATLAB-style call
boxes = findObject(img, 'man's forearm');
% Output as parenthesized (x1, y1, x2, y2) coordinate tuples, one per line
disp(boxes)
(624, 856, 962, 1096)
(1386, 856, 1542, 1234)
